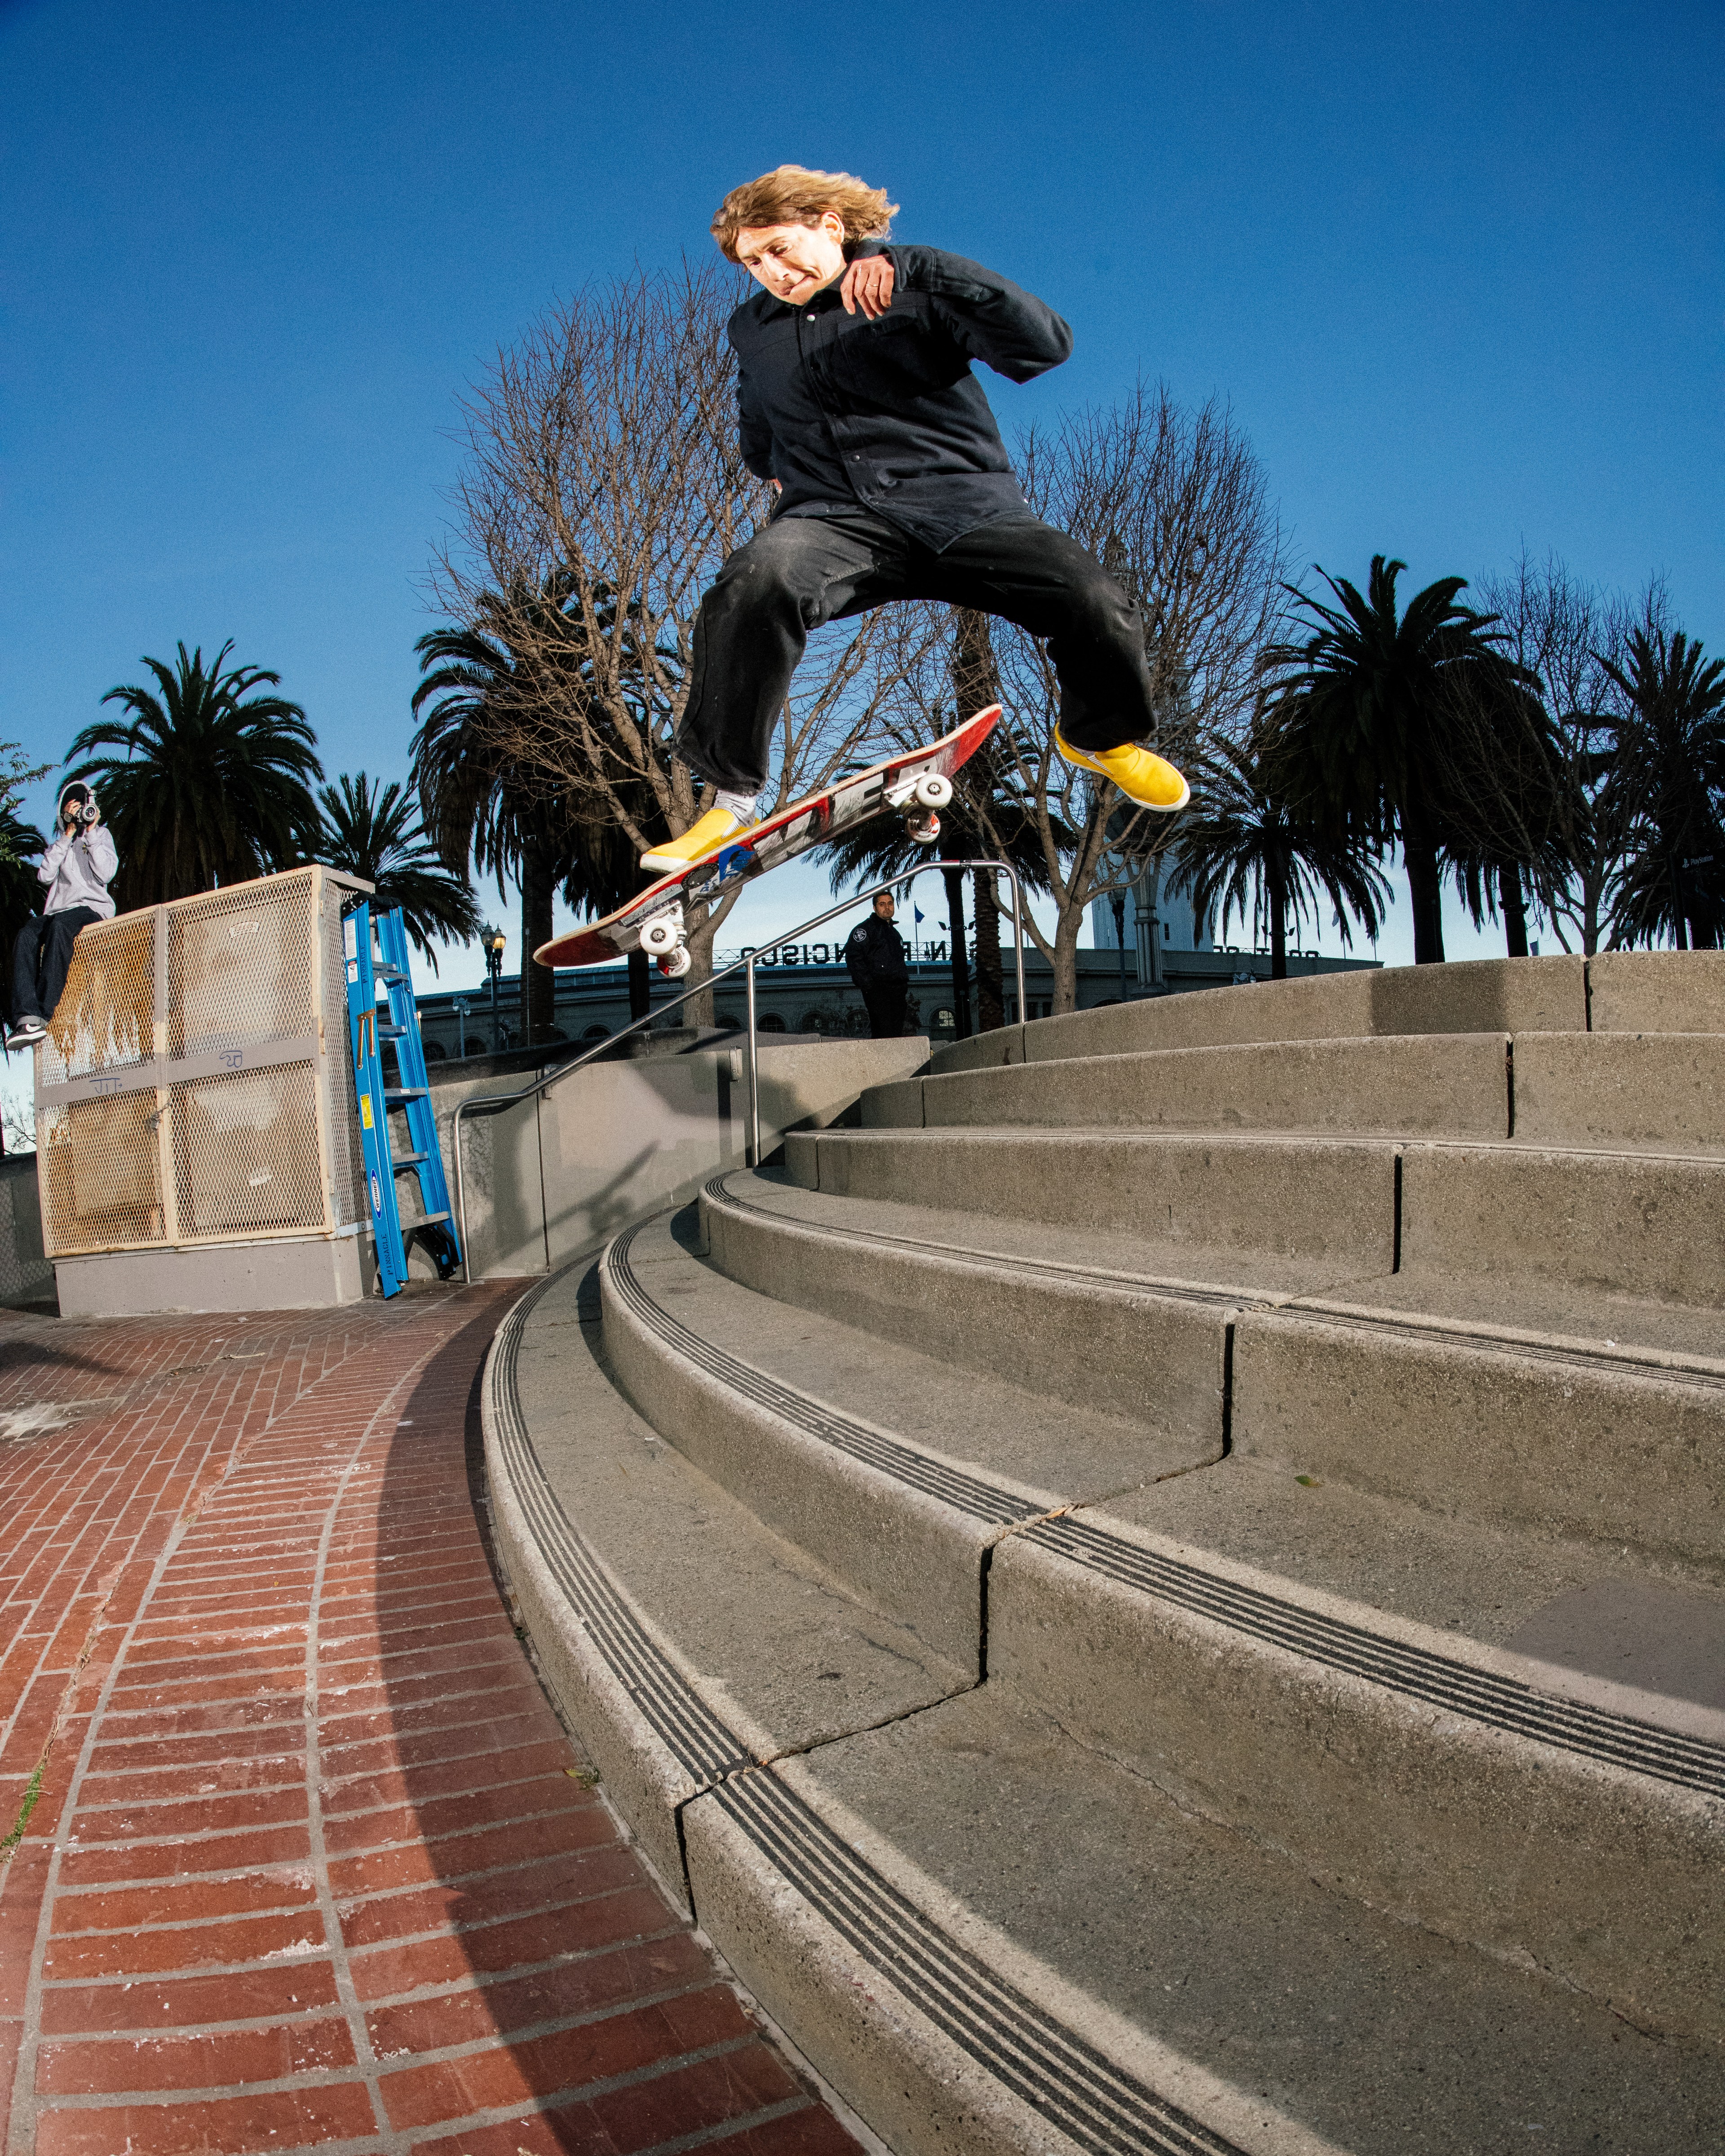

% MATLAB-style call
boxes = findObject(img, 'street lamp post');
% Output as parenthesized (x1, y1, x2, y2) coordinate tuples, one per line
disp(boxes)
(481, 928, 507, 1055)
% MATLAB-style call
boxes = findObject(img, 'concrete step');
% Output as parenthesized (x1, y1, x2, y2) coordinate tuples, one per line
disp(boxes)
(487, 1257, 1725, 2152)
(598, 1207, 1211, 1670)
(789, 1123, 1725, 1308)
(866, 1031, 1512, 1140)
(787, 1126, 1398, 1273)
(690, 1687, 1725, 2155)
(706, 1167, 1725, 1565)
(871, 1028, 1725, 1157)
(596, 1197, 1725, 2037)
(927, 949, 1725, 1077)
(989, 1464, 1725, 2045)
(482, 1257, 972, 1895)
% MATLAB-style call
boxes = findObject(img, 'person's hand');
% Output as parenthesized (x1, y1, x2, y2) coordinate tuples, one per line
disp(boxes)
(840, 254, 895, 320)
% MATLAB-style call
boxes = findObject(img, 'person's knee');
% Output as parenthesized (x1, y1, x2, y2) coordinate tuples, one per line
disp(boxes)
(1063, 555, 1141, 639)
(713, 523, 832, 614)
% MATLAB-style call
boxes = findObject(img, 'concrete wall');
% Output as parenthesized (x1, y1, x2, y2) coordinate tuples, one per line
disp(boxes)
(437, 1032, 929, 1281)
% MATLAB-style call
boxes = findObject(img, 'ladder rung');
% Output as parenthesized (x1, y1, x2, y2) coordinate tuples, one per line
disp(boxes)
(383, 1086, 429, 1102)
(375, 963, 409, 982)
(378, 1022, 407, 1038)
(399, 1210, 451, 1234)
(391, 1151, 431, 1169)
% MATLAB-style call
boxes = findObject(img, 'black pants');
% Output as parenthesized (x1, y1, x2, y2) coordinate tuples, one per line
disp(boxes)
(675, 509, 1159, 793)
(12, 908, 99, 1025)
(858, 977, 908, 1039)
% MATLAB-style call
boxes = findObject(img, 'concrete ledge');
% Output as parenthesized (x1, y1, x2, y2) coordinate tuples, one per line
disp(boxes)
(53, 1229, 371, 1317)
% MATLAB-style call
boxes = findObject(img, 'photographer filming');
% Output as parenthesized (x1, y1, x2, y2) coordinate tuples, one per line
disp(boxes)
(8, 783, 116, 1050)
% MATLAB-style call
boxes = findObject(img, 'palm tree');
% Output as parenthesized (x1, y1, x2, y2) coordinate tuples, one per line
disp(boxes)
(66, 642, 323, 907)
(411, 596, 664, 1042)
(1165, 736, 1390, 977)
(314, 773, 481, 969)
(1599, 629, 1725, 950)
(1257, 558, 1543, 963)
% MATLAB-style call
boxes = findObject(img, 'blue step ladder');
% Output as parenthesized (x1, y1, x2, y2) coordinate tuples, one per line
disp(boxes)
(344, 901, 461, 1296)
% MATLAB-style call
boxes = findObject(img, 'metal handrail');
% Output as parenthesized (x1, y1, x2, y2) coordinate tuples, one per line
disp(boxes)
(448, 858, 1026, 1282)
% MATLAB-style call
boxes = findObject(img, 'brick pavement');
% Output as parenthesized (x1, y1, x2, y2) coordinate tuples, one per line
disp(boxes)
(0, 1285, 861, 2155)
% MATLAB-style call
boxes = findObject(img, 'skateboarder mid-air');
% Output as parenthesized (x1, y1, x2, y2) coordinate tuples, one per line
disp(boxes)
(640, 164, 1190, 875)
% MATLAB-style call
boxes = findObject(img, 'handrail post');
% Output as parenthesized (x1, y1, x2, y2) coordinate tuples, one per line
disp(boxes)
(745, 956, 761, 1169)
(1007, 864, 1026, 1027)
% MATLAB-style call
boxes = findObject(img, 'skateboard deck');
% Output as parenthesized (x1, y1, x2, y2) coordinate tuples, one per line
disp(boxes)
(535, 705, 1001, 975)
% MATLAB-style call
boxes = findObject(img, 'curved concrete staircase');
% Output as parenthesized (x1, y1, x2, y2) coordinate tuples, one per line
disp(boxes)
(483, 951, 1725, 2154)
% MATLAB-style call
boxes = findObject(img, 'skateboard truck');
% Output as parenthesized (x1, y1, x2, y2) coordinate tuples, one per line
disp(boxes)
(887, 769, 952, 845)
(639, 906, 693, 978)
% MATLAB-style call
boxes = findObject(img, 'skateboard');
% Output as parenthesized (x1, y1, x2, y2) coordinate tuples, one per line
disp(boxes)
(535, 705, 1001, 976)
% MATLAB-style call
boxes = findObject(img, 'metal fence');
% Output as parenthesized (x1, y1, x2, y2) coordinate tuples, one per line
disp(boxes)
(33, 866, 372, 1259)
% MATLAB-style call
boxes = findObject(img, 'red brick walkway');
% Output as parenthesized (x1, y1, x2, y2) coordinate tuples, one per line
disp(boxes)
(0, 1285, 860, 2155)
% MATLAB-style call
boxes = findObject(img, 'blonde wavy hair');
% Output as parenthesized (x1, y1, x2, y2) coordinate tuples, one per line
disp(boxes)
(711, 165, 898, 262)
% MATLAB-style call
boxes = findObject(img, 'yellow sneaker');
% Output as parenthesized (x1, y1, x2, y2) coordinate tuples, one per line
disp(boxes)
(640, 805, 746, 875)
(1055, 728, 1190, 813)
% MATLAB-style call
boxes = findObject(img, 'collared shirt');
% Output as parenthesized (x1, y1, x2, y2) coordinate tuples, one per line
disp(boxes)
(729, 241, 1073, 552)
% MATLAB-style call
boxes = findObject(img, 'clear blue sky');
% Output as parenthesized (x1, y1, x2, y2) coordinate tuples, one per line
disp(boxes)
(2, 0, 1719, 989)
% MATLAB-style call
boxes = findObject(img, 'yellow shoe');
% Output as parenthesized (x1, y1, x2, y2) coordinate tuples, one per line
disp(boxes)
(640, 805, 746, 875)
(1055, 728, 1190, 813)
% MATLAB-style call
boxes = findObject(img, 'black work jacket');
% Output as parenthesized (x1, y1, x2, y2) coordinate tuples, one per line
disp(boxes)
(730, 241, 1073, 551)
(845, 915, 910, 986)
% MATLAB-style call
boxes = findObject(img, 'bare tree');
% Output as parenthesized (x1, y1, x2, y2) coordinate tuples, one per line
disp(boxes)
(979, 382, 1286, 1010)
(1476, 554, 1670, 954)
(431, 260, 934, 1011)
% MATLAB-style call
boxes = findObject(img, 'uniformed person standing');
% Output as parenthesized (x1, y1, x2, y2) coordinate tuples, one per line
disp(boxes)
(845, 889, 911, 1039)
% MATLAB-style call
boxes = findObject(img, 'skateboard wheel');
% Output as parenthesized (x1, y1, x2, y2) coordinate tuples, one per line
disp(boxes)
(640, 915, 680, 957)
(658, 947, 693, 979)
(913, 772, 953, 808)
(904, 811, 941, 845)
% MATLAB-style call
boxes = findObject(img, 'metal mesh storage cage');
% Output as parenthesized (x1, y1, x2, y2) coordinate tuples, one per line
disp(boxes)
(33, 866, 372, 1259)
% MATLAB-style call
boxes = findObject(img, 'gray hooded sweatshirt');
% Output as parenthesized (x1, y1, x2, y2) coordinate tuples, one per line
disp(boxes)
(39, 791, 117, 919)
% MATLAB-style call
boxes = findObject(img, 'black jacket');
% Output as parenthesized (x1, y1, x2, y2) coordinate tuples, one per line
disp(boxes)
(729, 242, 1073, 551)
(845, 914, 909, 986)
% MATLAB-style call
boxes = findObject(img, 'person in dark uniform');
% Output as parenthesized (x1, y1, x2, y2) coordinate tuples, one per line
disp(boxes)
(845, 889, 910, 1038)
(641, 163, 1189, 876)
